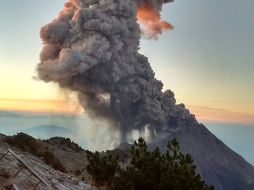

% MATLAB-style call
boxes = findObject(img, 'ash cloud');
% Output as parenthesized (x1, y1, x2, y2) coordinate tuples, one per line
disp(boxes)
(38, 0, 196, 142)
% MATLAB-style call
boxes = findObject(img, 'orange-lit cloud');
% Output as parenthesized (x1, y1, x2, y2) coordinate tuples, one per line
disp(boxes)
(1, 98, 254, 125)
(137, 5, 173, 38)
(0, 98, 82, 115)
(189, 105, 254, 125)
(60, 0, 78, 16)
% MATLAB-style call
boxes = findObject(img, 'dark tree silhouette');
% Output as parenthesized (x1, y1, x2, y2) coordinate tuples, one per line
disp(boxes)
(87, 138, 214, 190)
(86, 151, 119, 187)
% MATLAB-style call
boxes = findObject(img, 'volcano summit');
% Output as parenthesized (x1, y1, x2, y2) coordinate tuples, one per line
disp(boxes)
(37, 1, 254, 189)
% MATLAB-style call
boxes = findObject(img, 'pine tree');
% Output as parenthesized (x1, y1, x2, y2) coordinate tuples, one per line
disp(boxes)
(87, 138, 214, 190)
(86, 151, 119, 188)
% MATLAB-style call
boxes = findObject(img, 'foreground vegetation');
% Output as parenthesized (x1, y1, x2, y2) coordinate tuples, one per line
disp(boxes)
(87, 138, 214, 190)
(5, 133, 66, 172)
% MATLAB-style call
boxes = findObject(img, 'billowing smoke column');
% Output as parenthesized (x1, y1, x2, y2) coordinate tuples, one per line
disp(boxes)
(38, 0, 197, 142)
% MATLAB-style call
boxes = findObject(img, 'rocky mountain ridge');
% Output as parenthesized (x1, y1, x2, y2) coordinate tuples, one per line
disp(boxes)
(1, 125, 254, 190)
(0, 134, 95, 190)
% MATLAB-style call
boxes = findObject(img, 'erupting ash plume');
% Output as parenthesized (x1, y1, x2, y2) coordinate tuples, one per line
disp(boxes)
(38, 0, 196, 142)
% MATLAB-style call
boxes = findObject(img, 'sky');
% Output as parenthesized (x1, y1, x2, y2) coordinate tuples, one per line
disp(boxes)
(0, 0, 254, 124)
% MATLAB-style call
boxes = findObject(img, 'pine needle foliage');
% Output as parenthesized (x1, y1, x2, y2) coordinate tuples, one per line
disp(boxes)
(87, 138, 214, 190)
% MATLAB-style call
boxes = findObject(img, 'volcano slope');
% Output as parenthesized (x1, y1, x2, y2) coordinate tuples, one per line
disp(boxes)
(36, 0, 254, 189)
(117, 124, 254, 190)
(141, 124, 254, 190)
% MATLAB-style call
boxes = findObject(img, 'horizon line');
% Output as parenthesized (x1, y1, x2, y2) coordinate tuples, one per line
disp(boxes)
(1, 98, 254, 125)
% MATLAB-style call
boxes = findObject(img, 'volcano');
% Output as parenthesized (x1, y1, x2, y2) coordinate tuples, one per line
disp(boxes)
(37, 1, 254, 189)
(148, 125, 254, 190)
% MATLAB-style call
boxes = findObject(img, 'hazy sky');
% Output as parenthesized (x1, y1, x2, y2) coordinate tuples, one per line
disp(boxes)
(1, 0, 254, 124)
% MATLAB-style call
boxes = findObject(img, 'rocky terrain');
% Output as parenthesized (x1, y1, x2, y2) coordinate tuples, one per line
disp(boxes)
(0, 134, 95, 190)
(1, 126, 254, 190)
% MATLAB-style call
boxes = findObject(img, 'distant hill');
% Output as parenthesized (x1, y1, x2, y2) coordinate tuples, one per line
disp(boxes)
(22, 125, 75, 139)
(0, 111, 24, 118)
